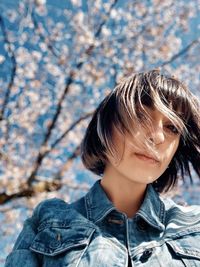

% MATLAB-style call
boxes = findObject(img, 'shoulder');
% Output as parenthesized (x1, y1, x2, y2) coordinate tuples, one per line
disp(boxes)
(6, 197, 95, 264)
(159, 197, 200, 261)
(7, 198, 68, 252)
(32, 197, 87, 225)
(33, 198, 69, 219)
(162, 197, 200, 217)
(31, 198, 69, 225)
(161, 196, 200, 237)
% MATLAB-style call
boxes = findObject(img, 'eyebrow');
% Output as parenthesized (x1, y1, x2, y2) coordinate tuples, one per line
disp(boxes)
(142, 103, 155, 111)
(144, 106, 173, 121)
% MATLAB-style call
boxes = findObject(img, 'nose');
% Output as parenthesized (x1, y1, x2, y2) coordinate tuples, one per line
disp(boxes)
(149, 125, 165, 145)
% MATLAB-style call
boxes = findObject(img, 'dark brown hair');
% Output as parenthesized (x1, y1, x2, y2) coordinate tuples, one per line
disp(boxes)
(81, 70, 200, 192)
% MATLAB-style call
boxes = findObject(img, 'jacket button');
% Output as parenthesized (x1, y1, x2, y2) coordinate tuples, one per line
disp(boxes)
(49, 240, 61, 249)
(107, 217, 124, 225)
(136, 218, 148, 231)
(140, 248, 153, 263)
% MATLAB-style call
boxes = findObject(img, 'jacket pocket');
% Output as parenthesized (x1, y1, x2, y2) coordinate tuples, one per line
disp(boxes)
(166, 234, 200, 266)
(29, 221, 96, 257)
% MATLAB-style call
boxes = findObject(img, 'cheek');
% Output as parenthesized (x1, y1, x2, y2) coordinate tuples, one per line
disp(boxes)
(125, 131, 147, 152)
(164, 139, 180, 163)
(106, 136, 126, 165)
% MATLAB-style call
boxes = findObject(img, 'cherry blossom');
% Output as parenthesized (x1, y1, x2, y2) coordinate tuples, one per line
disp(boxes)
(0, 0, 200, 264)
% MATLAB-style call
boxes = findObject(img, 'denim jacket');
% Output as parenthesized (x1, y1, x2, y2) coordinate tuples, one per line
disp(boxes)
(5, 179, 200, 267)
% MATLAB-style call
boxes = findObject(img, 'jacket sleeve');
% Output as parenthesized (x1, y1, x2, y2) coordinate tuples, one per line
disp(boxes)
(5, 211, 41, 266)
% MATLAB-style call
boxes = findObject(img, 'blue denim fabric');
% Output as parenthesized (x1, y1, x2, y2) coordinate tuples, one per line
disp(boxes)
(5, 179, 200, 266)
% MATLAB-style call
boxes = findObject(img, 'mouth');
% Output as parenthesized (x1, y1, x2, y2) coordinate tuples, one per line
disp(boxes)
(134, 152, 160, 164)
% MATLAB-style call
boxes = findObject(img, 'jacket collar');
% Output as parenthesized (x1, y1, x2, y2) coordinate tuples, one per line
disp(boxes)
(135, 184, 165, 231)
(85, 179, 115, 223)
(85, 179, 165, 231)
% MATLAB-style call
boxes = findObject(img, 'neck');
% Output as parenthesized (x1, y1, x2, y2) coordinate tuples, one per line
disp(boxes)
(101, 165, 147, 218)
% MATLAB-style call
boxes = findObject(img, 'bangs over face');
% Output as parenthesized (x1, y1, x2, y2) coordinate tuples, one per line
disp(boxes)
(81, 70, 200, 192)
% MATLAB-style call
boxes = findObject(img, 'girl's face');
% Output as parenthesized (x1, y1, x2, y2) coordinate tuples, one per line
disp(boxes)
(105, 107, 181, 185)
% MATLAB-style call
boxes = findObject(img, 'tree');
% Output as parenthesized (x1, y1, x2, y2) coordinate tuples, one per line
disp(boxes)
(0, 0, 200, 202)
(0, 0, 200, 259)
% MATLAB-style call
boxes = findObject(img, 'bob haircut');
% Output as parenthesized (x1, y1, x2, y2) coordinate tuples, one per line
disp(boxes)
(81, 69, 200, 193)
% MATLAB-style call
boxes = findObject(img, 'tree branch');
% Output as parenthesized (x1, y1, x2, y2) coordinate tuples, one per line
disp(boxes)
(27, 0, 119, 185)
(0, 15, 17, 121)
(26, 110, 92, 185)
(0, 174, 89, 205)
(160, 38, 200, 67)
(54, 144, 81, 179)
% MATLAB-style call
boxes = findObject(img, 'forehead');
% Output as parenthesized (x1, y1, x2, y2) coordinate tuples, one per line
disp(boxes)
(141, 105, 171, 121)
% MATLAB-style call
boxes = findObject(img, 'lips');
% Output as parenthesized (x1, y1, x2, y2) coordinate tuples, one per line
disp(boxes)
(134, 152, 160, 163)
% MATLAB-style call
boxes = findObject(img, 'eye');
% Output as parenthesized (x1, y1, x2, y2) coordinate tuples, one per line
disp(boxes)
(165, 124, 179, 135)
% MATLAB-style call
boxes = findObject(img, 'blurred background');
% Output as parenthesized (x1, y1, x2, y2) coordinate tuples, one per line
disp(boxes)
(0, 0, 200, 265)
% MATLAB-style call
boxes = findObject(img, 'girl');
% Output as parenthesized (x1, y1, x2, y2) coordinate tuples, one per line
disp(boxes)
(5, 70, 200, 267)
